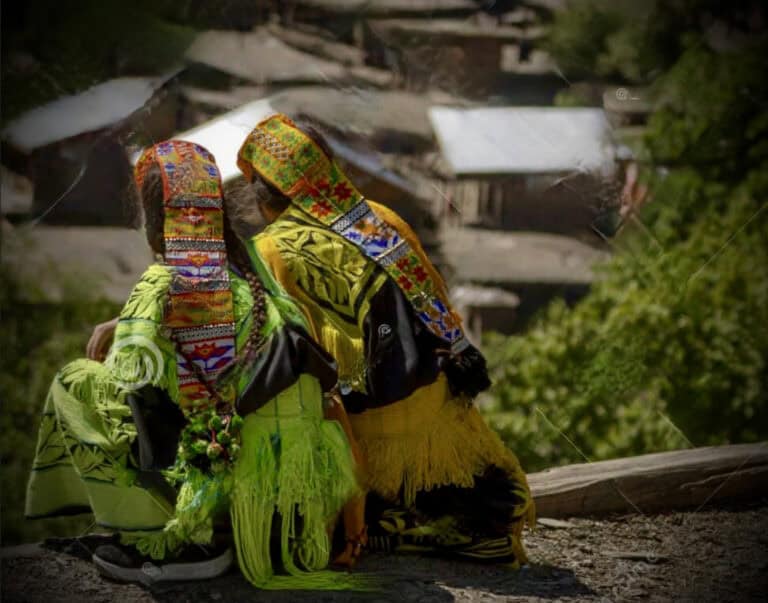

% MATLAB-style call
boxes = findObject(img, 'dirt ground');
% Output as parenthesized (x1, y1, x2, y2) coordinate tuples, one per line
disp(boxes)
(2, 500, 767, 603)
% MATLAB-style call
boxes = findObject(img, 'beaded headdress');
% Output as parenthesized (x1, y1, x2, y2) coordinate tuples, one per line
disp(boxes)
(135, 140, 237, 411)
(237, 114, 469, 354)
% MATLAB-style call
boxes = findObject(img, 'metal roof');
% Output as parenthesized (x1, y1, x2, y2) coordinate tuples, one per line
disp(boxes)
(184, 29, 348, 85)
(2, 75, 175, 154)
(429, 106, 617, 177)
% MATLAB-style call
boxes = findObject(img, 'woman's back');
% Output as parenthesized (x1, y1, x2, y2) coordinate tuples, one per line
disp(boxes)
(236, 115, 534, 566)
(26, 140, 362, 589)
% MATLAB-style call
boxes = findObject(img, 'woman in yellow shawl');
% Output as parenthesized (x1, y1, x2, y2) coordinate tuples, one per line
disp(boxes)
(233, 114, 534, 565)
(26, 140, 365, 589)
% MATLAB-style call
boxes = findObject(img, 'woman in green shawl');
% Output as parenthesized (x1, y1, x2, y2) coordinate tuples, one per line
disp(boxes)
(25, 140, 363, 589)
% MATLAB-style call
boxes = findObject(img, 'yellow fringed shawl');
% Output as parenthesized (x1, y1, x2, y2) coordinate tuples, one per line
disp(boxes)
(255, 211, 387, 391)
(254, 202, 534, 533)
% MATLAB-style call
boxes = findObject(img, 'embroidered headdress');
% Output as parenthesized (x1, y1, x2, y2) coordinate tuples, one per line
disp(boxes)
(135, 140, 237, 412)
(237, 114, 469, 355)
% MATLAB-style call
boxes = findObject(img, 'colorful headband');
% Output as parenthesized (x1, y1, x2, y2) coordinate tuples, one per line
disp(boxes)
(135, 140, 237, 410)
(237, 114, 468, 353)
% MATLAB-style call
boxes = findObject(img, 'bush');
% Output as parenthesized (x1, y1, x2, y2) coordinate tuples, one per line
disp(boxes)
(484, 192, 767, 471)
(0, 264, 120, 545)
(483, 5, 768, 472)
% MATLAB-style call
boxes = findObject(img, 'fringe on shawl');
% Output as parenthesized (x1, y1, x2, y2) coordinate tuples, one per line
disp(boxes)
(229, 410, 370, 589)
(121, 470, 232, 560)
(319, 325, 366, 392)
(349, 374, 535, 529)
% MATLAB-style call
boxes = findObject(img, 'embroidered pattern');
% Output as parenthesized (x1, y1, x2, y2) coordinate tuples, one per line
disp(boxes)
(268, 214, 382, 323)
(238, 114, 468, 351)
(135, 141, 236, 410)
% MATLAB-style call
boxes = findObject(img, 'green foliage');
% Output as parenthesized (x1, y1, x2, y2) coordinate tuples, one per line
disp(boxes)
(0, 265, 120, 545)
(543, 2, 625, 80)
(485, 192, 768, 470)
(484, 4, 768, 472)
(544, 1, 754, 84)
(1, 0, 195, 123)
(646, 40, 768, 182)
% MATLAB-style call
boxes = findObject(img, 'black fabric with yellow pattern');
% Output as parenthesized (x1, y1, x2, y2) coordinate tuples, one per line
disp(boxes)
(265, 208, 446, 411)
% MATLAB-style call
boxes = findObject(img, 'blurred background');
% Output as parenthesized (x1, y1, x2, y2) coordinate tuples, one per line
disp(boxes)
(2, 0, 766, 546)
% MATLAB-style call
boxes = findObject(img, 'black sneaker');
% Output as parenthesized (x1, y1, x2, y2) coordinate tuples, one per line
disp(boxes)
(92, 541, 233, 586)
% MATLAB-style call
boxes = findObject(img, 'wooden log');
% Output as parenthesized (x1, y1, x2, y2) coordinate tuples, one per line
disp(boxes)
(528, 442, 768, 518)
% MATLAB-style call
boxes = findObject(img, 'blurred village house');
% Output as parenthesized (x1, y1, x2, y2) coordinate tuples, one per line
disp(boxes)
(428, 105, 618, 237)
(2, 74, 178, 226)
(1, 75, 177, 302)
(1, 0, 645, 335)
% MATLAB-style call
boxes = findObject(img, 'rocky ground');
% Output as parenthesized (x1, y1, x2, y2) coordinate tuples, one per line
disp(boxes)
(2, 500, 767, 603)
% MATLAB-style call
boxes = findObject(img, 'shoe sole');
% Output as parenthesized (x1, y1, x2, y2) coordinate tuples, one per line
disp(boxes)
(92, 547, 233, 586)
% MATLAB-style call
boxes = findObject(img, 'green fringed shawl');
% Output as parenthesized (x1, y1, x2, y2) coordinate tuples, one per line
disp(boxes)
(230, 375, 365, 589)
(109, 263, 254, 560)
(109, 260, 366, 590)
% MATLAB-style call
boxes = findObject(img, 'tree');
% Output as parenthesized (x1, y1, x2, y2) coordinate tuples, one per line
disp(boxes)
(484, 1, 768, 471)
(1, 0, 196, 124)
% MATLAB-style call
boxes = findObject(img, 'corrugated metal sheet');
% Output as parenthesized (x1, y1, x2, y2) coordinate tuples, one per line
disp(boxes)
(429, 106, 617, 177)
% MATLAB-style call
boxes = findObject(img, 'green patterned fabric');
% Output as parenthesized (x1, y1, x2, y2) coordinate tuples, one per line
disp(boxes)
(26, 358, 174, 530)
(26, 258, 364, 589)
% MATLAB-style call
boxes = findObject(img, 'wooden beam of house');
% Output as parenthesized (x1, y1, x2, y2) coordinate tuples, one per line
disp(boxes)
(528, 442, 768, 518)
(369, 18, 545, 43)
(266, 23, 365, 66)
(291, 0, 478, 17)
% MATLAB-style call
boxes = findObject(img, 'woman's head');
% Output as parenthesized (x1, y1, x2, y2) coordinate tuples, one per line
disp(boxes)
(133, 140, 251, 272)
(132, 140, 268, 415)
(235, 115, 336, 226)
(247, 173, 292, 225)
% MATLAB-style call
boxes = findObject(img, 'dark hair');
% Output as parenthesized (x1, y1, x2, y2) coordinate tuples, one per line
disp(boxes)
(138, 163, 252, 274)
(136, 160, 268, 359)
(138, 163, 166, 255)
